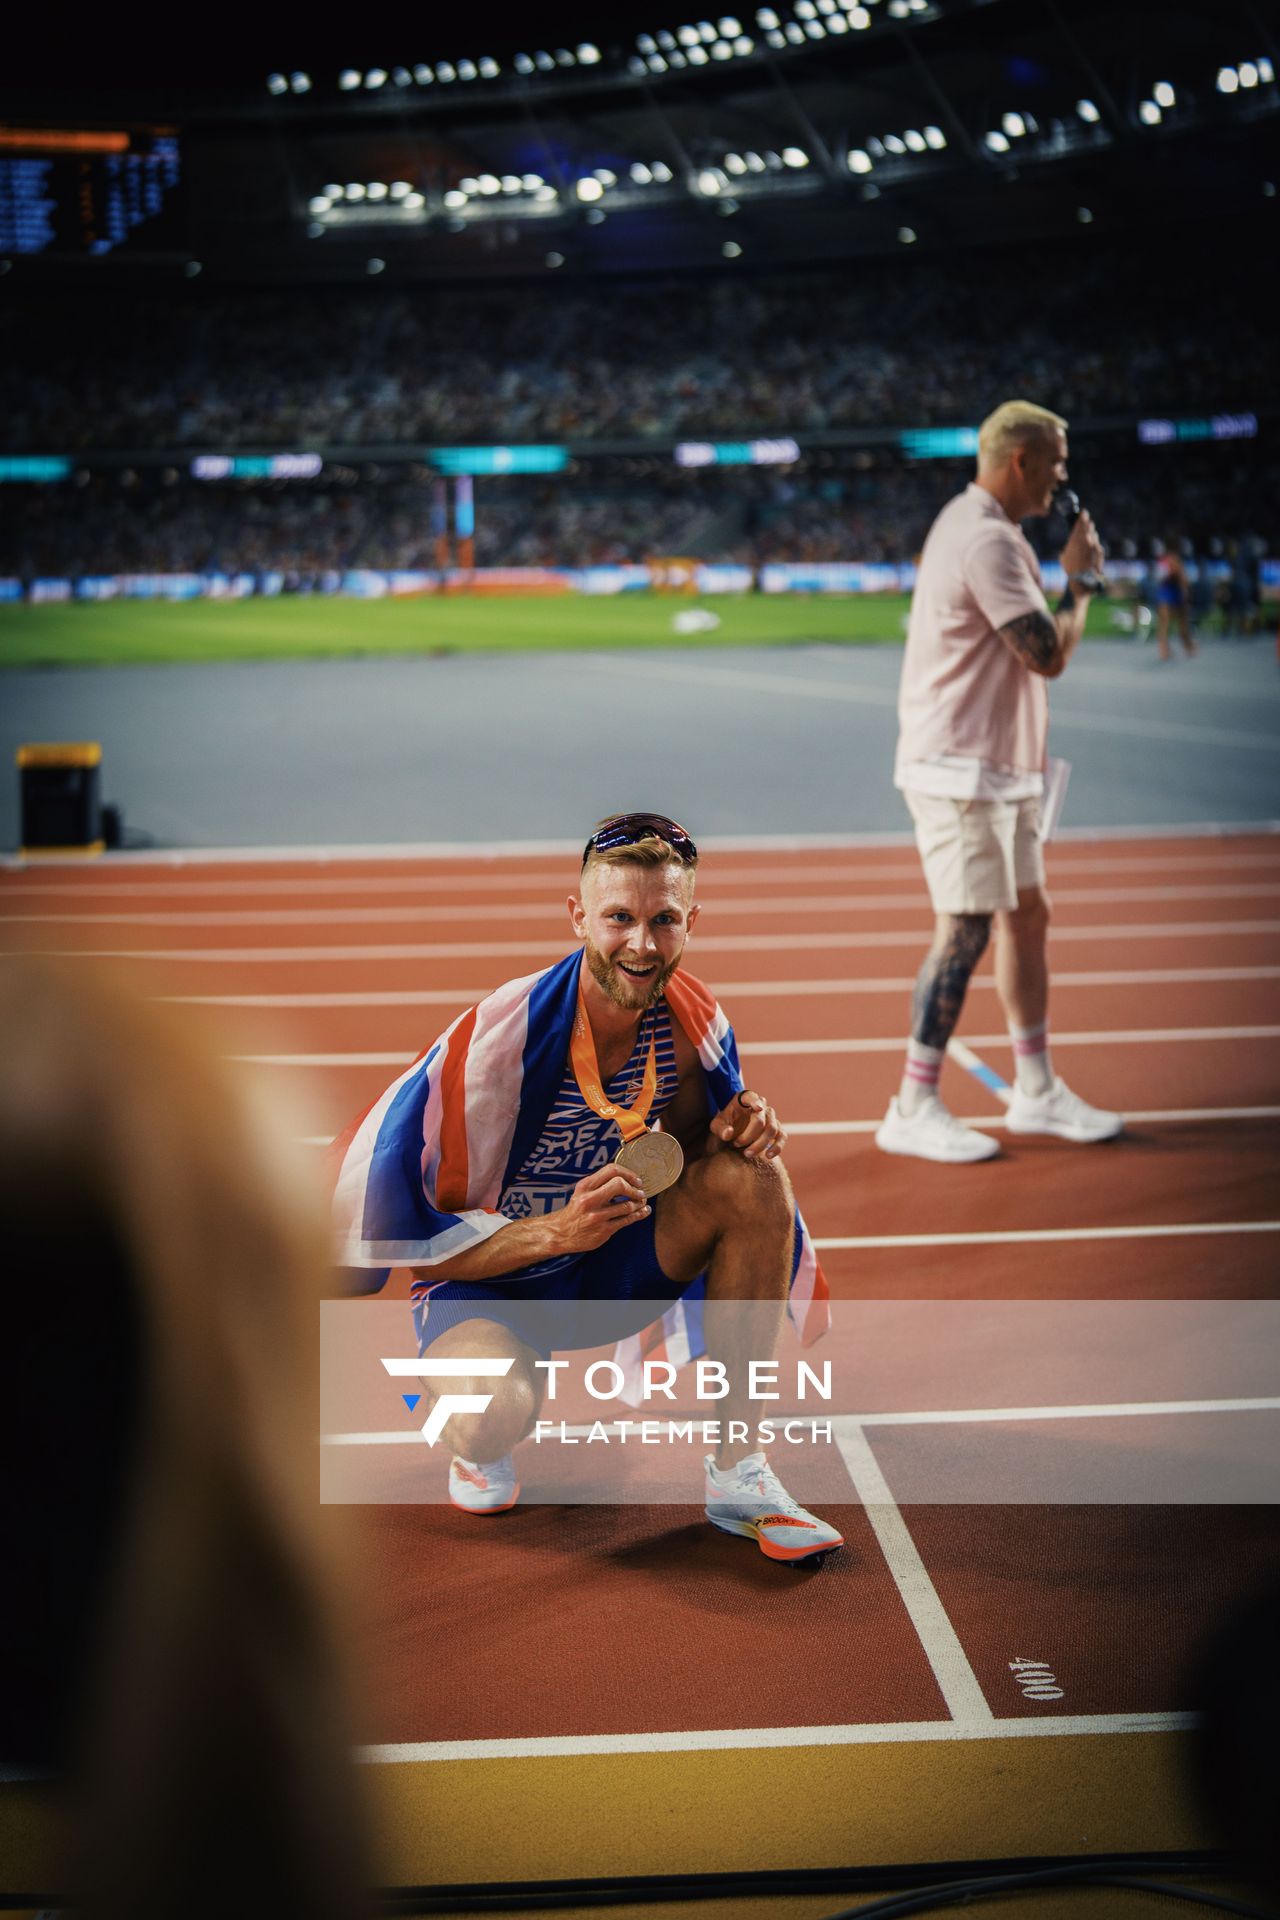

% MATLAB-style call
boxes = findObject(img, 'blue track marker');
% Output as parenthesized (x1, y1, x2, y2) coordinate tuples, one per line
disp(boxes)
(947, 1038, 1013, 1106)
(402, 1393, 422, 1412)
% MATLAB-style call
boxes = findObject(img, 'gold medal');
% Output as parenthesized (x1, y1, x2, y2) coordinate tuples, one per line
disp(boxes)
(570, 971, 684, 1198)
(614, 1128, 685, 1197)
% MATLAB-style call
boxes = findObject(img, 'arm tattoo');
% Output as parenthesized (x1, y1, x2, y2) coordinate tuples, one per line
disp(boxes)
(910, 913, 992, 1051)
(997, 609, 1059, 675)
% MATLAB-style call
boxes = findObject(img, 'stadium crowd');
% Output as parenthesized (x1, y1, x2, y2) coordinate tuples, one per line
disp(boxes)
(2, 245, 1273, 453)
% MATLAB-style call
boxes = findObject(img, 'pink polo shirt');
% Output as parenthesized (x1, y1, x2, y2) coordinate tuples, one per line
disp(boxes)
(895, 483, 1050, 798)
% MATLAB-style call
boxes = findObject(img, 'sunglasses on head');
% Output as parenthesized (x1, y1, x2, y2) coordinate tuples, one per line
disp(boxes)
(581, 813, 699, 869)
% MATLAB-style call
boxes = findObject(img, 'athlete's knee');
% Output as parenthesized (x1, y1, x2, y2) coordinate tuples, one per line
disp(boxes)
(697, 1143, 794, 1227)
(1006, 889, 1050, 938)
(442, 1366, 541, 1461)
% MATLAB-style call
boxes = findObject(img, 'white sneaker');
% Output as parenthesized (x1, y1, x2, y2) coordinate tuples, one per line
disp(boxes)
(449, 1453, 520, 1515)
(1006, 1076, 1124, 1143)
(875, 1094, 999, 1164)
(705, 1451, 844, 1564)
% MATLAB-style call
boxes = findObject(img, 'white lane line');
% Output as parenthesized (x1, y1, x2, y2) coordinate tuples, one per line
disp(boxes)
(353, 1712, 1192, 1765)
(816, 1223, 1280, 1249)
(159, 967, 1280, 1008)
(833, 1424, 992, 1722)
(578, 657, 1279, 750)
(296, 1108, 1280, 1147)
(3, 850, 1279, 900)
(324, 1400, 1280, 1447)
(8, 882, 1277, 928)
(234, 1026, 1280, 1067)
(22, 920, 1280, 962)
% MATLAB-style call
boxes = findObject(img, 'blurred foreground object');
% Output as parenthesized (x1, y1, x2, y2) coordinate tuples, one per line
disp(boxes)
(0, 958, 369, 1918)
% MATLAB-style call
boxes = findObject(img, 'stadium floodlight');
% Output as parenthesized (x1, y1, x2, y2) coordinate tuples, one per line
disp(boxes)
(1153, 80, 1175, 107)
(904, 129, 926, 151)
(457, 59, 478, 81)
(638, 32, 657, 52)
(1239, 61, 1260, 88)
(1138, 99, 1161, 124)
(404, 192, 426, 210)
(847, 148, 873, 172)
(669, 48, 687, 63)
(324, 183, 343, 199)
(689, 44, 709, 61)
(437, 62, 456, 81)
(414, 65, 433, 83)
(267, 73, 288, 94)
(723, 239, 742, 256)
(884, 133, 906, 153)
(631, 161, 654, 183)
(479, 56, 500, 78)
(367, 181, 389, 201)
(308, 221, 324, 238)
(985, 130, 1010, 152)
(806, 21, 827, 37)
(595, 168, 618, 185)
(628, 54, 648, 72)
(756, 6, 779, 24)
(444, 189, 469, 209)
(649, 54, 669, 69)
(850, 5, 871, 24)
(888, 0, 908, 15)
(577, 43, 601, 63)
(501, 175, 522, 192)
(829, 12, 848, 29)
(1259, 57, 1274, 82)
(576, 175, 605, 200)
(366, 68, 387, 88)
(924, 125, 946, 148)
(766, 28, 786, 44)
(1076, 97, 1100, 121)
(725, 152, 747, 172)
(308, 195, 331, 214)
(696, 167, 725, 193)
(535, 185, 558, 201)
(783, 146, 809, 167)
(290, 73, 312, 92)
(523, 173, 545, 189)
(1002, 111, 1025, 137)
(735, 35, 754, 52)
(796, 0, 815, 15)
(345, 182, 366, 200)
(652, 160, 674, 181)
(478, 175, 501, 194)
(367, 257, 386, 273)
(712, 40, 732, 56)
(546, 251, 565, 266)
(699, 19, 717, 37)
(719, 13, 742, 29)
(393, 67, 412, 86)
(764, 149, 783, 167)
(339, 70, 362, 90)
(534, 51, 556, 70)
(657, 28, 677, 46)
(390, 181, 412, 199)
(867, 136, 885, 154)
(678, 23, 700, 43)
(1077, 206, 1093, 223)
(459, 178, 479, 193)
(1216, 66, 1239, 92)
(515, 52, 535, 73)
(556, 49, 576, 64)
(898, 226, 916, 243)
(818, 0, 837, 10)
(585, 206, 606, 223)
(785, 22, 805, 41)
(744, 150, 765, 170)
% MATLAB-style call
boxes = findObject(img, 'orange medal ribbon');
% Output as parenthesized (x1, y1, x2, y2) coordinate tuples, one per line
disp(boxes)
(570, 979, 657, 1142)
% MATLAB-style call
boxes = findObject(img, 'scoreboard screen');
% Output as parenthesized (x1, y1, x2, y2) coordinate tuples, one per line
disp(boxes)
(0, 127, 183, 256)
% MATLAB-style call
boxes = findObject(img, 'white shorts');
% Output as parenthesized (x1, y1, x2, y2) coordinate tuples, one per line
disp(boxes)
(904, 791, 1046, 915)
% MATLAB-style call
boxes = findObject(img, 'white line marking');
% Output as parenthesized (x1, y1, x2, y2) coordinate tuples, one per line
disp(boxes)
(8, 883, 1277, 928)
(353, 1710, 1193, 1764)
(816, 1222, 1280, 1249)
(4, 822, 1277, 872)
(158, 968, 1280, 1009)
(297, 1108, 1280, 1147)
(837, 1423, 987, 1719)
(3, 851, 1279, 900)
(24, 921, 1280, 962)
(233, 1026, 1280, 1067)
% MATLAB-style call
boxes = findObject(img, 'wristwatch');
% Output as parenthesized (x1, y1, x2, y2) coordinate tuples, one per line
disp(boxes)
(1069, 570, 1105, 593)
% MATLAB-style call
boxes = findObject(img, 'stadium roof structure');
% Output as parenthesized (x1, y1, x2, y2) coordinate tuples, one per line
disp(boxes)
(2, 0, 1276, 283)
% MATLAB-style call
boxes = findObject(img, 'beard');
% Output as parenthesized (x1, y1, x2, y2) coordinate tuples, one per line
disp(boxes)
(584, 937, 682, 1011)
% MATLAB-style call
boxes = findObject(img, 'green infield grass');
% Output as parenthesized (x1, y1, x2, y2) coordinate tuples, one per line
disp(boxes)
(0, 591, 914, 667)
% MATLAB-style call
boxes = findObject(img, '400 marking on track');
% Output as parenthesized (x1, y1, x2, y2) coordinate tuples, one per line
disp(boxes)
(1009, 1657, 1065, 1702)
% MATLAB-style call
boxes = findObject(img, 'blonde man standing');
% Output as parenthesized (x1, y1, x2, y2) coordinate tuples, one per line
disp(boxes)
(877, 400, 1124, 1162)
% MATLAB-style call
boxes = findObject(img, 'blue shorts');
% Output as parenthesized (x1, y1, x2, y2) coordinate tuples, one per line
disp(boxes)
(411, 1211, 699, 1359)
(1156, 582, 1185, 608)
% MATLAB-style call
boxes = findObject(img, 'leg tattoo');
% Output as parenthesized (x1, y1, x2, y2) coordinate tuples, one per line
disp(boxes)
(910, 914, 992, 1050)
